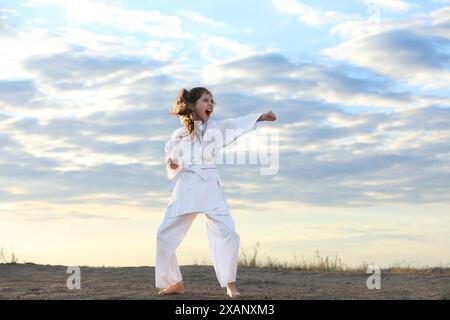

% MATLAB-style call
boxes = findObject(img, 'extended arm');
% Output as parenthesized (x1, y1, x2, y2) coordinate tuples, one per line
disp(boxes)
(213, 111, 277, 149)
(213, 113, 261, 149)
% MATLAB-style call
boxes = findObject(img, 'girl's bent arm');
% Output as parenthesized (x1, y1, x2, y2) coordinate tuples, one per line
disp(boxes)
(165, 138, 182, 179)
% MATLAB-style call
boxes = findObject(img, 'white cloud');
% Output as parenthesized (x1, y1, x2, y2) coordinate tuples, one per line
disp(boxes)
(180, 10, 230, 28)
(272, 0, 351, 26)
(198, 35, 259, 63)
(0, 200, 152, 221)
(23, 0, 190, 39)
(430, 5, 450, 24)
(201, 52, 438, 111)
(0, 9, 19, 37)
(0, 26, 70, 79)
(179, 10, 254, 35)
(324, 5, 450, 90)
(4, 186, 28, 195)
(330, 19, 386, 39)
(360, 0, 411, 12)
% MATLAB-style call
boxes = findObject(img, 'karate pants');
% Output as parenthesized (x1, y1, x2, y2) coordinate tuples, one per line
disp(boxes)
(155, 211, 240, 288)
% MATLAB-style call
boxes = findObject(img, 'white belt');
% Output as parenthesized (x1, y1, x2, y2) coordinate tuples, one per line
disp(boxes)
(184, 164, 217, 181)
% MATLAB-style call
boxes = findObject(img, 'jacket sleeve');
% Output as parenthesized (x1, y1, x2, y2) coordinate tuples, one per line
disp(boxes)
(165, 135, 184, 180)
(213, 113, 262, 149)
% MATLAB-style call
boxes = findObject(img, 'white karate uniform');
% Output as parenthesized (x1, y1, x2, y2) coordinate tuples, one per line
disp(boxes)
(155, 113, 262, 288)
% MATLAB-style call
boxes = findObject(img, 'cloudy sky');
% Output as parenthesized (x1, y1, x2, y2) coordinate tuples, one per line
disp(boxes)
(0, 0, 449, 268)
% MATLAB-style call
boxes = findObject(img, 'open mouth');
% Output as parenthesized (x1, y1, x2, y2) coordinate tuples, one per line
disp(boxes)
(205, 108, 213, 117)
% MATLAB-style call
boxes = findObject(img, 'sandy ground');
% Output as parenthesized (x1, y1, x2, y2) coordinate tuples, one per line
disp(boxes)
(0, 263, 449, 300)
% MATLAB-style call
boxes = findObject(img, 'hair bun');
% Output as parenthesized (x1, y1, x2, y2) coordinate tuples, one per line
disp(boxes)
(178, 88, 189, 104)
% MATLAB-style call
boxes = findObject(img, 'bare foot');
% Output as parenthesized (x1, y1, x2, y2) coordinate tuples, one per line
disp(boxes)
(158, 281, 185, 295)
(226, 282, 241, 298)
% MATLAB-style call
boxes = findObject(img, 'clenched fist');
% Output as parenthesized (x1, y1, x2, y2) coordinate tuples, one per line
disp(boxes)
(258, 111, 277, 121)
(167, 158, 179, 170)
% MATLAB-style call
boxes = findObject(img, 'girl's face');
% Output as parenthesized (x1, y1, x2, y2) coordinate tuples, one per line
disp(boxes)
(192, 92, 215, 123)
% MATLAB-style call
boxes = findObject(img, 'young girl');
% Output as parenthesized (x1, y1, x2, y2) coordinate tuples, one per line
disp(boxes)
(155, 87, 277, 298)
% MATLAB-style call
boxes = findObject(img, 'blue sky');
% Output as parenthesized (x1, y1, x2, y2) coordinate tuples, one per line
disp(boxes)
(0, 0, 449, 268)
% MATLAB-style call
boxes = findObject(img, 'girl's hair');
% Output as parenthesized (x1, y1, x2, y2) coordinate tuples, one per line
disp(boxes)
(170, 87, 215, 136)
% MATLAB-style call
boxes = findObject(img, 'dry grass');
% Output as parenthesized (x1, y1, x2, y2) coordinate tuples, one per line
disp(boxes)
(385, 261, 450, 275)
(238, 241, 366, 272)
(238, 242, 450, 275)
(0, 246, 20, 264)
